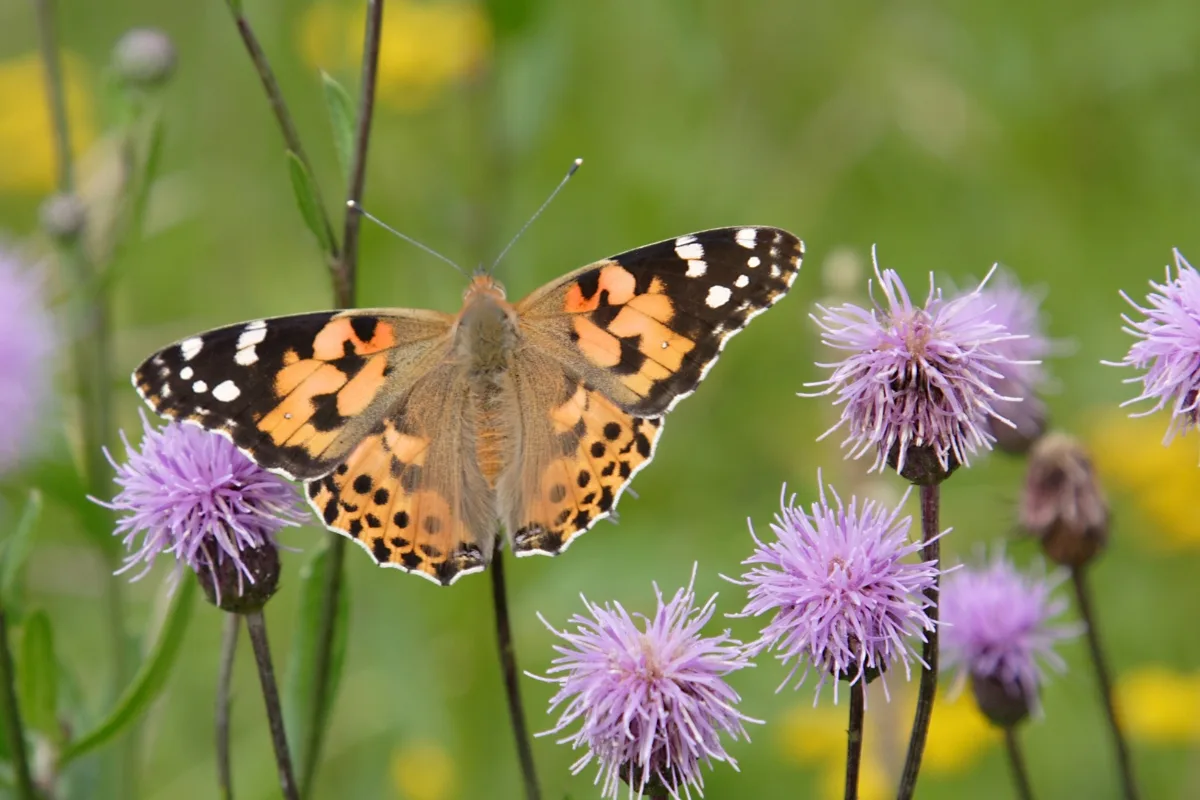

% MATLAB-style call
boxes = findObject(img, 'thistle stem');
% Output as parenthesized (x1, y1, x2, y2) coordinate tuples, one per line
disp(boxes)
(1071, 567, 1139, 800)
(301, 2, 383, 790)
(490, 545, 540, 800)
(245, 610, 299, 800)
(216, 614, 240, 800)
(0, 609, 36, 799)
(33, 0, 73, 191)
(845, 678, 865, 800)
(1003, 726, 1034, 800)
(36, 0, 132, 794)
(896, 483, 940, 800)
(223, 0, 339, 263)
(335, 0, 384, 306)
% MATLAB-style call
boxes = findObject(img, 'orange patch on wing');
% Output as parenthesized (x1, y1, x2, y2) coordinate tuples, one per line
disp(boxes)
(261, 363, 349, 444)
(286, 422, 341, 456)
(312, 318, 396, 361)
(572, 318, 622, 367)
(551, 384, 589, 432)
(337, 353, 388, 416)
(275, 359, 323, 396)
(563, 262, 639, 313)
(381, 423, 430, 465)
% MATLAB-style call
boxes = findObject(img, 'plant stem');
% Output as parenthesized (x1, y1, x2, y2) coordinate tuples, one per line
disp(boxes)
(300, 3, 383, 790)
(33, 0, 73, 191)
(224, 0, 339, 263)
(335, 0, 384, 305)
(245, 611, 299, 800)
(490, 544, 540, 800)
(216, 614, 240, 800)
(0, 609, 36, 799)
(1003, 726, 1034, 800)
(35, 0, 132, 794)
(1071, 567, 1139, 800)
(845, 678, 865, 800)
(896, 483, 941, 800)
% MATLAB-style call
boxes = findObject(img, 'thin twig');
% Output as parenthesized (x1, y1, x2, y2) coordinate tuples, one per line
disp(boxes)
(224, 0, 339, 262)
(490, 545, 541, 800)
(300, 3, 384, 790)
(896, 483, 941, 800)
(216, 614, 240, 800)
(33, 0, 73, 191)
(1003, 726, 1034, 800)
(335, 0, 385, 306)
(0, 609, 36, 799)
(245, 611, 299, 800)
(845, 677, 865, 800)
(1071, 567, 1139, 800)
(36, 0, 132, 795)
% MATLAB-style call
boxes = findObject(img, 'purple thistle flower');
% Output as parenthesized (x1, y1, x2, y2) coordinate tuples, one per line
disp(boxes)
(1110, 249, 1200, 442)
(532, 569, 755, 800)
(941, 553, 1077, 717)
(806, 249, 1025, 477)
(0, 246, 55, 475)
(956, 270, 1052, 450)
(731, 477, 940, 704)
(95, 414, 308, 593)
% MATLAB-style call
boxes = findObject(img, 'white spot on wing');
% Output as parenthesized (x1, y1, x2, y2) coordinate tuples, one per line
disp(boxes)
(735, 228, 758, 249)
(675, 242, 704, 261)
(180, 337, 204, 361)
(235, 347, 259, 366)
(193, 380, 208, 393)
(212, 380, 241, 402)
(179, 367, 194, 380)
(237, 324, 268, 350)
(734, 274, 750, 288)
(747, 256, 761, 268)
(705, 285, 732, 308)
(770, 263, 782, 278)
(685, 259, 707, 277)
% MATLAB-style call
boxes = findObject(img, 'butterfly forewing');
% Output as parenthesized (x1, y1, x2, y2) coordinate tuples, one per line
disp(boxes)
(132, 309, 452, 479)
(516, 226, 804, 417)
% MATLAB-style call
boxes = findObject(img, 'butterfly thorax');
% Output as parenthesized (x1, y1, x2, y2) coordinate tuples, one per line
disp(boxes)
(455, 275, 518, 379)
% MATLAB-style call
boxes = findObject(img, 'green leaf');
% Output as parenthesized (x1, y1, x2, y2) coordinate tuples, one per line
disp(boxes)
(286, 150, 335, 254)
(18, 610, 59, 743)
(320, 72, 356, 185)
(283, 540, 349, 793)
(0, 491, 43, 610)
(58, 576, 196, 765)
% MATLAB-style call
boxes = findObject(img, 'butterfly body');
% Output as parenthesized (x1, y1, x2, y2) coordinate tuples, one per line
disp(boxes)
(134, 227, 804, 585)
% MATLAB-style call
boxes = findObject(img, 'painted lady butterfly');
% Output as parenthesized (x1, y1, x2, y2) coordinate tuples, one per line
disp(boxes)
(133, 227, 803, 584)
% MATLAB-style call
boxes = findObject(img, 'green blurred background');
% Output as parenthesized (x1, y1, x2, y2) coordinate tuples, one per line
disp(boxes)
(2, 0, 1200, 798)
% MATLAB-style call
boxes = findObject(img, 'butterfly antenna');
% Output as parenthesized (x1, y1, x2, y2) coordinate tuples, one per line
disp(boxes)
(346, 200, 468, 277)
(489, 157, 583, 274)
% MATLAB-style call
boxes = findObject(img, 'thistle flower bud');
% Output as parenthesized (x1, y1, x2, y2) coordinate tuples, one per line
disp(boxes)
(197, 541, 281, 613)
(1021, 433, 1109, 567)
(39, 193, 86, 242)
(971, 673, 1032, 728)
(113, 28, 176, 88)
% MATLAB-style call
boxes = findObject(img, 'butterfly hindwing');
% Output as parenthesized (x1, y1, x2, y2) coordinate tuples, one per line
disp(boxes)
(516, 226, 803, 417)
(133, 309, 452, 479)
(304, 362, 499, 585)
(507, 375, 664, 557)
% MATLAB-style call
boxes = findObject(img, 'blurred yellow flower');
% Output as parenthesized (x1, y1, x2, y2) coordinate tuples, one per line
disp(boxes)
(1090, 412, 1200, 549)
(298, 0, 490, 112)
(1117, 666, 1200, 743)
(779, 687, 999, 799)
(390, 740, 457, 800)
(0, 52, 96, 193)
